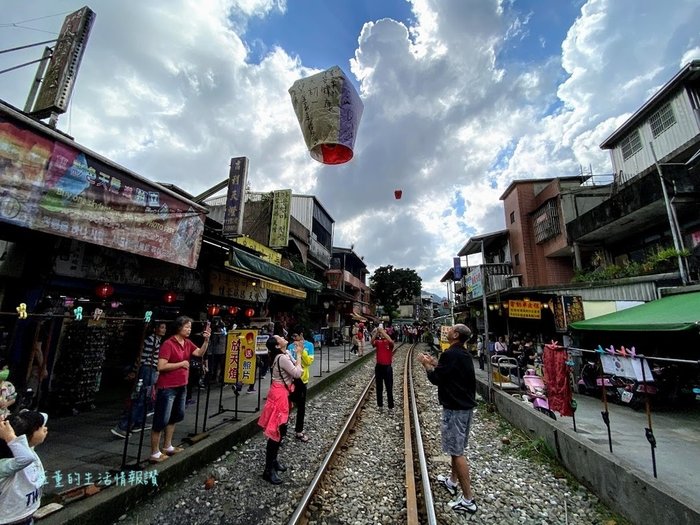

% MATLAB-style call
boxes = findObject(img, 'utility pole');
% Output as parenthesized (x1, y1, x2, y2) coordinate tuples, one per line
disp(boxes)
(650, 143, 689, 285)
(481, 240, 493, 400)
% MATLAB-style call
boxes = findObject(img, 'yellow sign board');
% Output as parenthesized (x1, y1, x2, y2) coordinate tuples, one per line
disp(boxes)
(234, 236, 282, 265)
(223, 330, 258, 385)
(508, 300, 542, 320)
(440, 325, 451, 351)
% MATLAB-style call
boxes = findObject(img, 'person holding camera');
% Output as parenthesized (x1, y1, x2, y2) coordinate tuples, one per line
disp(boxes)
(372, 327, 395, 410)
(148, 316, 210, 464)
(258, 335, 302, 484)
(417, 324, 478, 515)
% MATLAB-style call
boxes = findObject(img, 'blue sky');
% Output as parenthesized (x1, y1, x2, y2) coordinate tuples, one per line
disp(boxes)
(246, 0, 415, 70)
(0, 0, 698, 294)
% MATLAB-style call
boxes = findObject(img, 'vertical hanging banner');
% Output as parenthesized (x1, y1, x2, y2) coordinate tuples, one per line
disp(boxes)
(269, 189, 292, 248)
(222, 157, 248, 238)
(453, 257, 462, 280)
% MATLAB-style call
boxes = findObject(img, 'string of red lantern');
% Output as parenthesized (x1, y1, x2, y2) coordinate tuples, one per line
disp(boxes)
(95, 283, 114, 299)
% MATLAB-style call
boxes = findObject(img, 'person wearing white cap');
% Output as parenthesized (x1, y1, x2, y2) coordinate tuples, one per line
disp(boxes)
(0, 410, 48, 525)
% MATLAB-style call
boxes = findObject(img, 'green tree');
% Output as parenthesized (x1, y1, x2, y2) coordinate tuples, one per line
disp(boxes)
(369, 265, 422, 321)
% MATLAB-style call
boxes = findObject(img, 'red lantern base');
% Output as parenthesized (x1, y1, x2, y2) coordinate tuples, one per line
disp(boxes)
(314, 143, 353, 165)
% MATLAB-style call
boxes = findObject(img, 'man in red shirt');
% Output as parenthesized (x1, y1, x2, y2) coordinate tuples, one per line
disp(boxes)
(149, 316, 210, 463)
(371, 327, 395, 410)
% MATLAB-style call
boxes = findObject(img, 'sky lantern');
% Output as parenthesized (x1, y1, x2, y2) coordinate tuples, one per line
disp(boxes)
(288, 66, 364, 165)
(394, 190, 402, 200)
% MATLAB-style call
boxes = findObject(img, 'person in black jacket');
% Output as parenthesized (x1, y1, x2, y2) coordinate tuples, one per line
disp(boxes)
(418, 324, 478, 515)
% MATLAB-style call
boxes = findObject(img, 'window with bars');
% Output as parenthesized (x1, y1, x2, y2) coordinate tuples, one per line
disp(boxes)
(620, 130, 642, 160)
(533, 199, 561, 244)
(649, 102, 677, 138)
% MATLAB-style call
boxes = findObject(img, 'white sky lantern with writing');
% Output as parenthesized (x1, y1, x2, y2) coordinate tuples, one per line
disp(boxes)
(288, 66, 364, 165)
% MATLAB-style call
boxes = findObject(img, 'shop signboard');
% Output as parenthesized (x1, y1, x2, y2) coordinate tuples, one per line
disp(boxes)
(453, 257, 462, 280)
(222, 157, 248, 238)
(465, 268, 483, 299)
(224, 330, 258, 385)
(440, 325, 451, 351)
(0, 115, 205, 268)
(508, 299, 542, 319)
(269, 189, 292, 248)
(233, 236, 281, 265)
(209, 269, 267, 302)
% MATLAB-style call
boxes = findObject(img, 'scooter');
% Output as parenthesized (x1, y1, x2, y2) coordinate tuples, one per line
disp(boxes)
(522, 369, 556, 420)
(577, 360, 620, 403)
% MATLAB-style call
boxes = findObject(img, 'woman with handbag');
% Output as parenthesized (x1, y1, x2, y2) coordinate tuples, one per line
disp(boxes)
(257, 335, 301, 485)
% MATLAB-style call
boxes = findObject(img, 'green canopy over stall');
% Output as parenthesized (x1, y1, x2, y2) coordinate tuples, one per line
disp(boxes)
(570, 292, 700, 332)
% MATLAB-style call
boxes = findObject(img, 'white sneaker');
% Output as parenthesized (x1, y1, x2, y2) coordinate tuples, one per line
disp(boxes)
(437, 474, 458, 496)
(449, 497, 478, 514)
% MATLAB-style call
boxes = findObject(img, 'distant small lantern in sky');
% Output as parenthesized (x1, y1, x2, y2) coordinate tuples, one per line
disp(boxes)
(394, 190, 402, 200)
(288, 66, 364, 165)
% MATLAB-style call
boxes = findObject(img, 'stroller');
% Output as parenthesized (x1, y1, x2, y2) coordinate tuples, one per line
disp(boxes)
(522, 369, 556, 420)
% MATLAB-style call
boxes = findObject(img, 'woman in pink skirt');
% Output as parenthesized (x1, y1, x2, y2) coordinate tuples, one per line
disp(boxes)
(258, 334, 302, 484)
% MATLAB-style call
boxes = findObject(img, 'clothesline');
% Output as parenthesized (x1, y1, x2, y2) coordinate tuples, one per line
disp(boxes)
(547, 343, 700, 366)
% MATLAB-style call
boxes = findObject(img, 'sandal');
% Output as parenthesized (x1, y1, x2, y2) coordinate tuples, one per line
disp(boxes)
(295, 432, 310, 442)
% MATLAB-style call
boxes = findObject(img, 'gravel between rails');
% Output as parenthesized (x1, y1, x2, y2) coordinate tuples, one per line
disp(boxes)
(114, 344, 624, 525)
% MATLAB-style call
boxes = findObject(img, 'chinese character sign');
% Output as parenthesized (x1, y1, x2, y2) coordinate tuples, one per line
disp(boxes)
(230, 330, 258, 385)
(224, 335, 241, 384)
(465, 268, 483, 299)
(453, 257, 462, 280)
(440, 326, 451, 351)
(223, 157, 248, 238)
(269, 189, 292, 248)
(508, 300, 542, 319)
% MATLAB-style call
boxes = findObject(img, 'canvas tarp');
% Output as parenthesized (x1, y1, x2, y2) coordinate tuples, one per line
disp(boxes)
(570, 292, 700, 332)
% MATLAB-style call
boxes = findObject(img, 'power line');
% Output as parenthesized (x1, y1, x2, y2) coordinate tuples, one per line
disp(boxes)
(0, 10, 73, 27)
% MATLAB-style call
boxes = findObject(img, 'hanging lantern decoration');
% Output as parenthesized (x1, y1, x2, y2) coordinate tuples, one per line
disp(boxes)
(288, 66, 364, 165)
(163, 291, 177, 304)
(228, 306, 239, 315)
(394, 190, 402, 200)
(95, 283, 114, 299)
(207, 305, 220, 317)
(244, 308, 255, 318)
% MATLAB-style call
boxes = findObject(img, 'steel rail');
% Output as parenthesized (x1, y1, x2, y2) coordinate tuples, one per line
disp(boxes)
(408, 344, 438, 525)
(403, 345, 420, 525)
(286, 343, 407, 525)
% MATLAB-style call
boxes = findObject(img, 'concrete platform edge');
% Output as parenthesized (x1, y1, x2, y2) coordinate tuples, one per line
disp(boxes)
(39, 352, 371, 525)
(477, 379, 700, 525)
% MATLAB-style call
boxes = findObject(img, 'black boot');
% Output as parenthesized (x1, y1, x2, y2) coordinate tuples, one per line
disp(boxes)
(263, 438, 283, 483)
(262, 468, 282, 484)
(273, 460, 287, 472)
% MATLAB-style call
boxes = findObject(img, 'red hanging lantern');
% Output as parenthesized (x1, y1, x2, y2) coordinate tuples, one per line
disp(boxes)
(163, 291, 177, 304)
(244, 308, 255, 317)
(95, 283, 114, 299)
(207, 305, 220, 317)
(394, 189, 402, 199)
(228, 306, 239, 315)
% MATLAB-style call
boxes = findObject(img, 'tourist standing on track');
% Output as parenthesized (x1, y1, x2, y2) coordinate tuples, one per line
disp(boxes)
(372, 327, 395, 410)
(288, 327, 314, 443)
(417, 323, 478, 515)
(148, 316, 210, 464)
(258, 335, 302, 484)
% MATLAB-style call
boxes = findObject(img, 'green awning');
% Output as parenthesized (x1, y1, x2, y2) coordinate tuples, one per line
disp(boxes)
(570, 292, 700, 332)
(228, 245, 322, 292)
